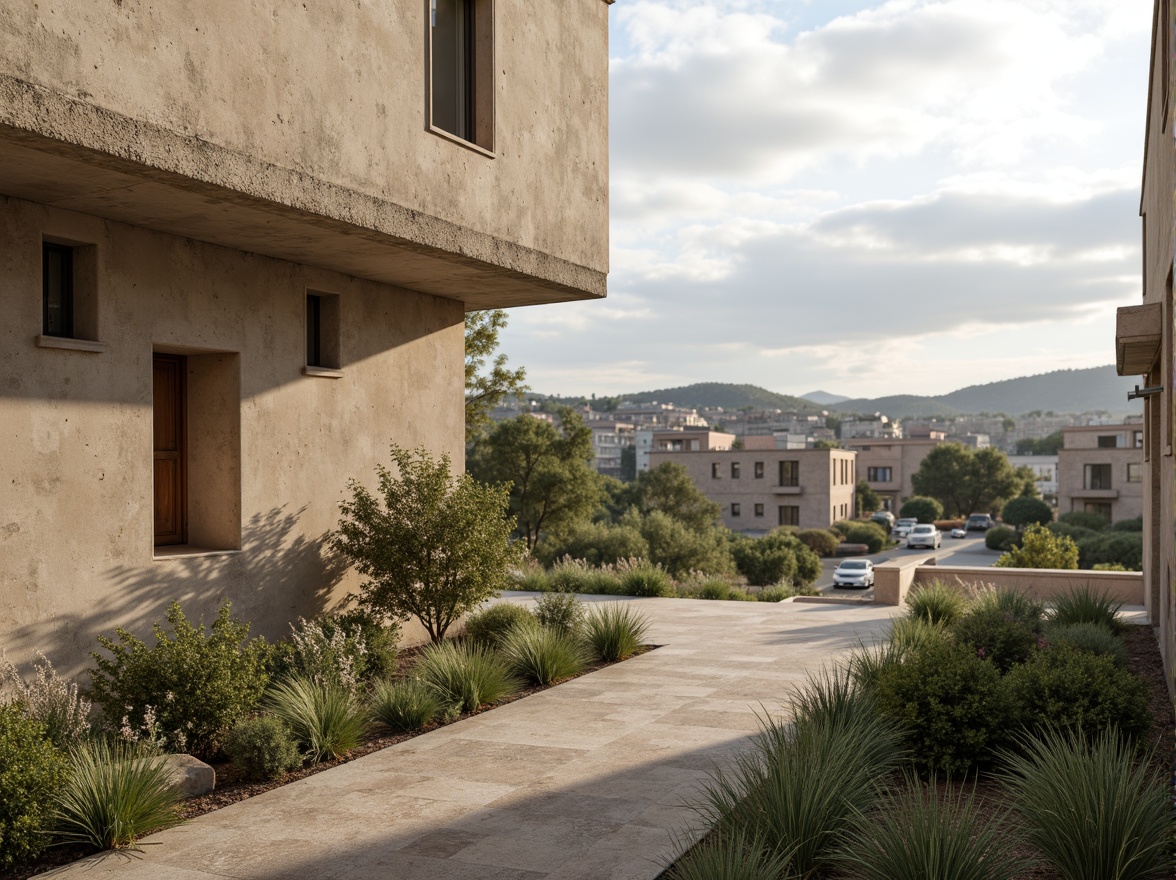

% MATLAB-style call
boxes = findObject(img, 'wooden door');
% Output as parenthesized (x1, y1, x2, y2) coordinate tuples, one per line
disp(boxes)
(153, 354, 187, 546)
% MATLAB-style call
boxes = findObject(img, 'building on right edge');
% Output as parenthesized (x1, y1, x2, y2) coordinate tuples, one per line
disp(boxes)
(1055, 424, 1145, 524)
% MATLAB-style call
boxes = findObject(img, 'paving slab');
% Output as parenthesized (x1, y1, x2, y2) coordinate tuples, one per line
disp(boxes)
(46, 596, 900, 880)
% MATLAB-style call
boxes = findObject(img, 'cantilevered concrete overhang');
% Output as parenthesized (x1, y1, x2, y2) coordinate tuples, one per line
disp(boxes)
(0, 75, 606, 311)
(1116, 303, 1162, 375)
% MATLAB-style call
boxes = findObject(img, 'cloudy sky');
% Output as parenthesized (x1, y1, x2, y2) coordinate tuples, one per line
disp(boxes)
(501, 0, 1151, 400)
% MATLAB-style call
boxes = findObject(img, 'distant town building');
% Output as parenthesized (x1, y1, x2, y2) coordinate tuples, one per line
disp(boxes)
(840, 415, 902, 440)
(635, 428, 734, 473)
(1056, 424, 1145, 524)
(614, 402, 708, 429)
(589, 421, 635, 480)
(1007, 454, 1059, 503)
(842, 437, 947, 512)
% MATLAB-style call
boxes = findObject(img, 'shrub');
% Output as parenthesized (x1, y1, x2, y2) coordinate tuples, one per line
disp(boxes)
(994, 524, 1078, 570)
(697, 580, 735, 600)
(1044, 622, 1128, 667)
(757, 586, 796, 602)
(1047, 521, 1101, 543)
(0, 704, 67, 870)
(88, 600, 270, 757)
(535, 520, 649, 568)
(732, 534, 799, 587)
(270, 612, 373, 696)
(984, 525, 1019, 552)
(464, 603, 538, 649)
(899, 496, 944, 524)
(1110, 516, 1144, 533)
(665, 830, 794, 880)
(1006, 648, 1150, 741)
(1093, 562, 1130, 572)
(1001, 495, 1054, 529)
(952, 606, 1038, 672)
(969, 587, 1044, 629)
(905, 581, 968, 626)
(532, 590, 586, 637)
(795, 529, 841, 557)
(510, 566, 552, 592)
(548, 557, 622, 595)
(639, 510, 734, 577)
(829, 520, 855, 538)
(336, 608, 400, 680)
(1049, 585, 1125, 633)
(872, 639, 1013, 774)
(499, 627, 588, 685)
(2, 650, 91, 748)
(887, 617, 950, 654)
(369, 678, 440, 732)
(265, 677, 368, 763)
(838, 776, 1023, 880)
(1059, 510, 1109, 531)
(844, 522, 888, 553)
(52, 739, 181, 852)
(583, 604, 650, 662)
(615, 559, 676, 597)
(1077, 532, 1143, 571)
(414, 641, 519, 714)
(224, 715, 302, 780)
(999, 728, 1172, 880)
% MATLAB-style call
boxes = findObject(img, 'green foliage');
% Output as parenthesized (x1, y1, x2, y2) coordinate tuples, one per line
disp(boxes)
(757, 585, 801, 602)
(905, 580, 968, 626)
(985, 525, 1019, 551)
(970, 587, 1045, 628)
(1077, 532, 1143, 571)
(616, 559, 677, 597)
(536, 519, 648, 567)
(872, 639, 1013, 774)
(499, 626, 588, 685)
(1, 650, 91, 748)
(844, 521, 888, 553)
(606, 462, 722, 533)
(795, 528, 841, 557)
(1006, 649, 1150, 741)
(336, 444, 524, 643)
(1110, 516, 1143, 532)
(1049, 585, 1125, 633)
(666, 830, 794, 880)
(838, 776, 1024, 880)
(414, 641, 519, 714)
(998, 728, 1172, 880)
(1044, 622, 1128, 667)
(994, 523, 1078, 569)
(1092, 562, 1130, 572)
(855, 479, 881, 516)
(0, 705, 67, 870)
(270, 612, 380, 696)
(52, 739, 181, 852)
(1015, 431, 1063, 455)
(511, 566, 553, 592)
(636, 509, 733, 576)
(224, 715, 302, 780)
(532, 591, 587, 636)
(583, 604, 650, 662)
(910, 444, 1021, 518)
(1059, 510, 1110, 531)
(888, 616, 951, 654)
(1001, 495, 1054, 529)
(952, 605, 1038, 672)
(828, 520, 854, 537)
(88, 600, 270, 758)
(467, 411, 601, 550)
(1047, 521, 1100, 543)
(464, 603, 538, 649)
(547, 557, 622, 594)
(899, 496, 944, 523)
(464, 309, 527, 438)
(369, 678, 440, 733)
(265, 677, 368, 763)
(732, 531, 821, 587)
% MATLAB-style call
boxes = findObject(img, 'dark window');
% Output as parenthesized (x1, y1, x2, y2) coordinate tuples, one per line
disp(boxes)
(731, 462, 740, 479)
(754, 503, 764, 517)
(1097, 435, 1119, 448)
(431, 0, 474, 141)
(779, 460, 799, 487)
(731, 503, 741, 517)
(42, 243, 73, 337)
(306, 294, 322, 367)
(867, 466, 892, 482)
(754, 461, 764, 479)
(778, 505, 799, 527)
(1085, 463, 1112, 490)
(711, 462, 721, 479)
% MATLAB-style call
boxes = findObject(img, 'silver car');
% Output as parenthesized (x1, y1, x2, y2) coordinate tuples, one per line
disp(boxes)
(833, 559, 875, 588)
(907, 523, 942, 550)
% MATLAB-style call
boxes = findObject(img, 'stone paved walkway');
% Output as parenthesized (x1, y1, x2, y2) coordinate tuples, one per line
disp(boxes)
(49, 596, 900, 880)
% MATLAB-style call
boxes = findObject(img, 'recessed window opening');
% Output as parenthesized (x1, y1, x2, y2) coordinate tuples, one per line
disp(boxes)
(307, 294, 322, 367)
(43, 243, 74, 337)
(429, 0, 493, 151)
(305, 291, 341, 372)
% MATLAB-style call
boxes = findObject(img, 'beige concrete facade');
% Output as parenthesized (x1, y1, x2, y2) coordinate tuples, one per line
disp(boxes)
(842, 437, 945, 512)
(648, 448, 857, 533)
(0, 2, 612, 673)
(1056, 425, 1145, 525)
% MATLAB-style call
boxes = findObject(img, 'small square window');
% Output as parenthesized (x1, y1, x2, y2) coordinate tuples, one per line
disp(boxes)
(429, 0, 494, 152)
(731, 462, 740, 479)
(754, 503, 764, 517)
(1127, 462, 1142, 482)
(778, 505, 799, 527)
(731, 503, 741, 517)
(754, 462, 764, 479)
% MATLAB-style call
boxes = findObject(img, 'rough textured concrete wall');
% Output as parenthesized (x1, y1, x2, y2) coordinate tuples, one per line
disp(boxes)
(0, 196, 464, 676)
(0, 1, 609, 278)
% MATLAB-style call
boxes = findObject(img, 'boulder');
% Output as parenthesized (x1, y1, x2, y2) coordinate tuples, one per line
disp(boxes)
(164, 753, 215, 798)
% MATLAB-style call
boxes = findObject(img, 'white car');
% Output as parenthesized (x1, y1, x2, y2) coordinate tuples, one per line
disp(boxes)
(833, 559, 875, 588)
(891, 517, 918, 540)
(907, 523, 942, 550)
(950, 527, 967, 539)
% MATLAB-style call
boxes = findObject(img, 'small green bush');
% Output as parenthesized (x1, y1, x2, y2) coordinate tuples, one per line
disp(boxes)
(464, 603, 538, 649)
(1049, 585, 1125, 633)
(547, 558, 623, 594)
(757, 586, 797, 602)
(510, 567, 552, 592)
(1001, 495, 1054, 529)
(985, 525, 1019, 552)
(534, 520, 650, 568)
(844, 522, 888, 553)
(224, 715, 302, 780)
(732, 532, 819, 587)
(873, 639, 1013, 774)
(995, 524, 1078, 570)
(1044, 622, 1128, 667)
(270, 611, 383, 695)
(899, 496, 944, 524)
(52, 739, 181, 852)
(615, 559, 676, 597)
(414, 641, 519, 714)
(1006, 648, 1150, 741)
(952, 605, 1038, 672)
(1092, 562, 1130, 572)
(532, 591, 586, 637)
(1047, 522, 1101, 543)
(829, 520, 855, 538)
(1077, 532, 1143, 571)
(969, 587, 1044, 629)
(795, 529, 841, 557)
(499, 627, 588, 685)
(905, 581, 969, 626)
(88, 601, 270, 757)
(1059, 510, 1109, 531)
(369, 678, 440, 732)
(0, 705, 67, 870)
(1110, 516, 1144, 533)
(583, 604, 650, 662)
(265, 676, 368, 763)
(1, 651, 91, 748)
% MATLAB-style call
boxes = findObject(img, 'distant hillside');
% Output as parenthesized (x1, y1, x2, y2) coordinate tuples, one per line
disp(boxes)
(830, 395, 960, 419)
(801, 390, 851, 405)
(621, 383, 822, 412)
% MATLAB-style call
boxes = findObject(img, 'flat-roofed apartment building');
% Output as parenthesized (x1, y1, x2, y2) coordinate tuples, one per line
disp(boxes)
(1057, 425, 1145, 525)
(0, 1, 612, 671)
(842, 435, 947, 512)
(649, 448, 857, 534)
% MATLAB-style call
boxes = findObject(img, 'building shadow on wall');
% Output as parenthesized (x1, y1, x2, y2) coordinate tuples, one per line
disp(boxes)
(2, 505, 350, 678)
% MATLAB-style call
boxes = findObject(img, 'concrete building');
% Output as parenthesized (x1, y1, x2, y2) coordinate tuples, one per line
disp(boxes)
(842, 437, 947, 512)
(840, 415, 902, 440)
(635, 428, 734, 473)
(1056, 426, 1145, 525)
(648, 448, 857, 534)
(589, 421, 635, 480)
(0, 1, 611, 671)
(1007, 455, 1059, 503)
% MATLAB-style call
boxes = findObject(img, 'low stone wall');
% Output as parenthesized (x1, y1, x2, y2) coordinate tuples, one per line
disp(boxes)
(873, 555, 938, 606)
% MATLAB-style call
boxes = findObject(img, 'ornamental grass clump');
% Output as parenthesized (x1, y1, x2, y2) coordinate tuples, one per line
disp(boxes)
(224, 715, 302, 781)
(905, 580, 969, 626)
(463, 602, 538, 649)
(414, 640, 519, 715)
(887, 616, 949, 654)
(969, 586, 1045, 629)
(52, 738, 181, 852)
(583, 603, 650, 663)
(265, 676, 367, 764)
(838, 775, 1024, 880)
(369, 678, 440, 732)
(499, 626, 588, 686)
(615, 559, 676, 597)
(665, 830, 794, 880)
(999, 728, 1172, 880)
(1049, 584, 1125, 633)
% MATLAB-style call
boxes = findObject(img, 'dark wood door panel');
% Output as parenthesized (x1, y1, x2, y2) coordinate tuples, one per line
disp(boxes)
(153, 354, 186, 546)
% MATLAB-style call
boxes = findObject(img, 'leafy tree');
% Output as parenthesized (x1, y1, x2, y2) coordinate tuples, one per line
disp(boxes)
(812, 439, 841, 449)
(465, 310, 528, 438)
(535, 519, 649, 567)
(335, 445, 523, 642)
(855, 480, 881, 516)
(634, 510, 732, 576)
(1001, 496, 1053, 530)
(910, 444, 1020, 517)
(731, 530, 821, 587)
(899, 496, 943, 523)
(609, 462, 721, 534)
(1013, 465, 1041, 498)
(994, 524, 1078, 570)
(1015, 432, 1064, 455)
(467, 410, 600, 550)
(619, 445, 637, 482)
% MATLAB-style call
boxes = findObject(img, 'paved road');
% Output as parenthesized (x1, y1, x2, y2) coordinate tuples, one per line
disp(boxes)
(816, 532, 1003, 595)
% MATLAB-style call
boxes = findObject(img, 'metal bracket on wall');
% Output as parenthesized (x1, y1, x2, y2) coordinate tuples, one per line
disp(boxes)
(1127, 385, 1164, 400)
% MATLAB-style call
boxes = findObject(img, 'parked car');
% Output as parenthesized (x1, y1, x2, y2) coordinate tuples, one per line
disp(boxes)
(833, 559, 875, 588)
(965, 513, 995, 531)
(891, 517, 919, 540)
(907, 523, 942, 550)
(870, 511, 895, 528)
(950, 527, 967, 538)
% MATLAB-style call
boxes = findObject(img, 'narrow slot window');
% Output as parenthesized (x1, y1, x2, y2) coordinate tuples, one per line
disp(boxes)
(307, 294, 322, 367)
(43, 243, 74, 338)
